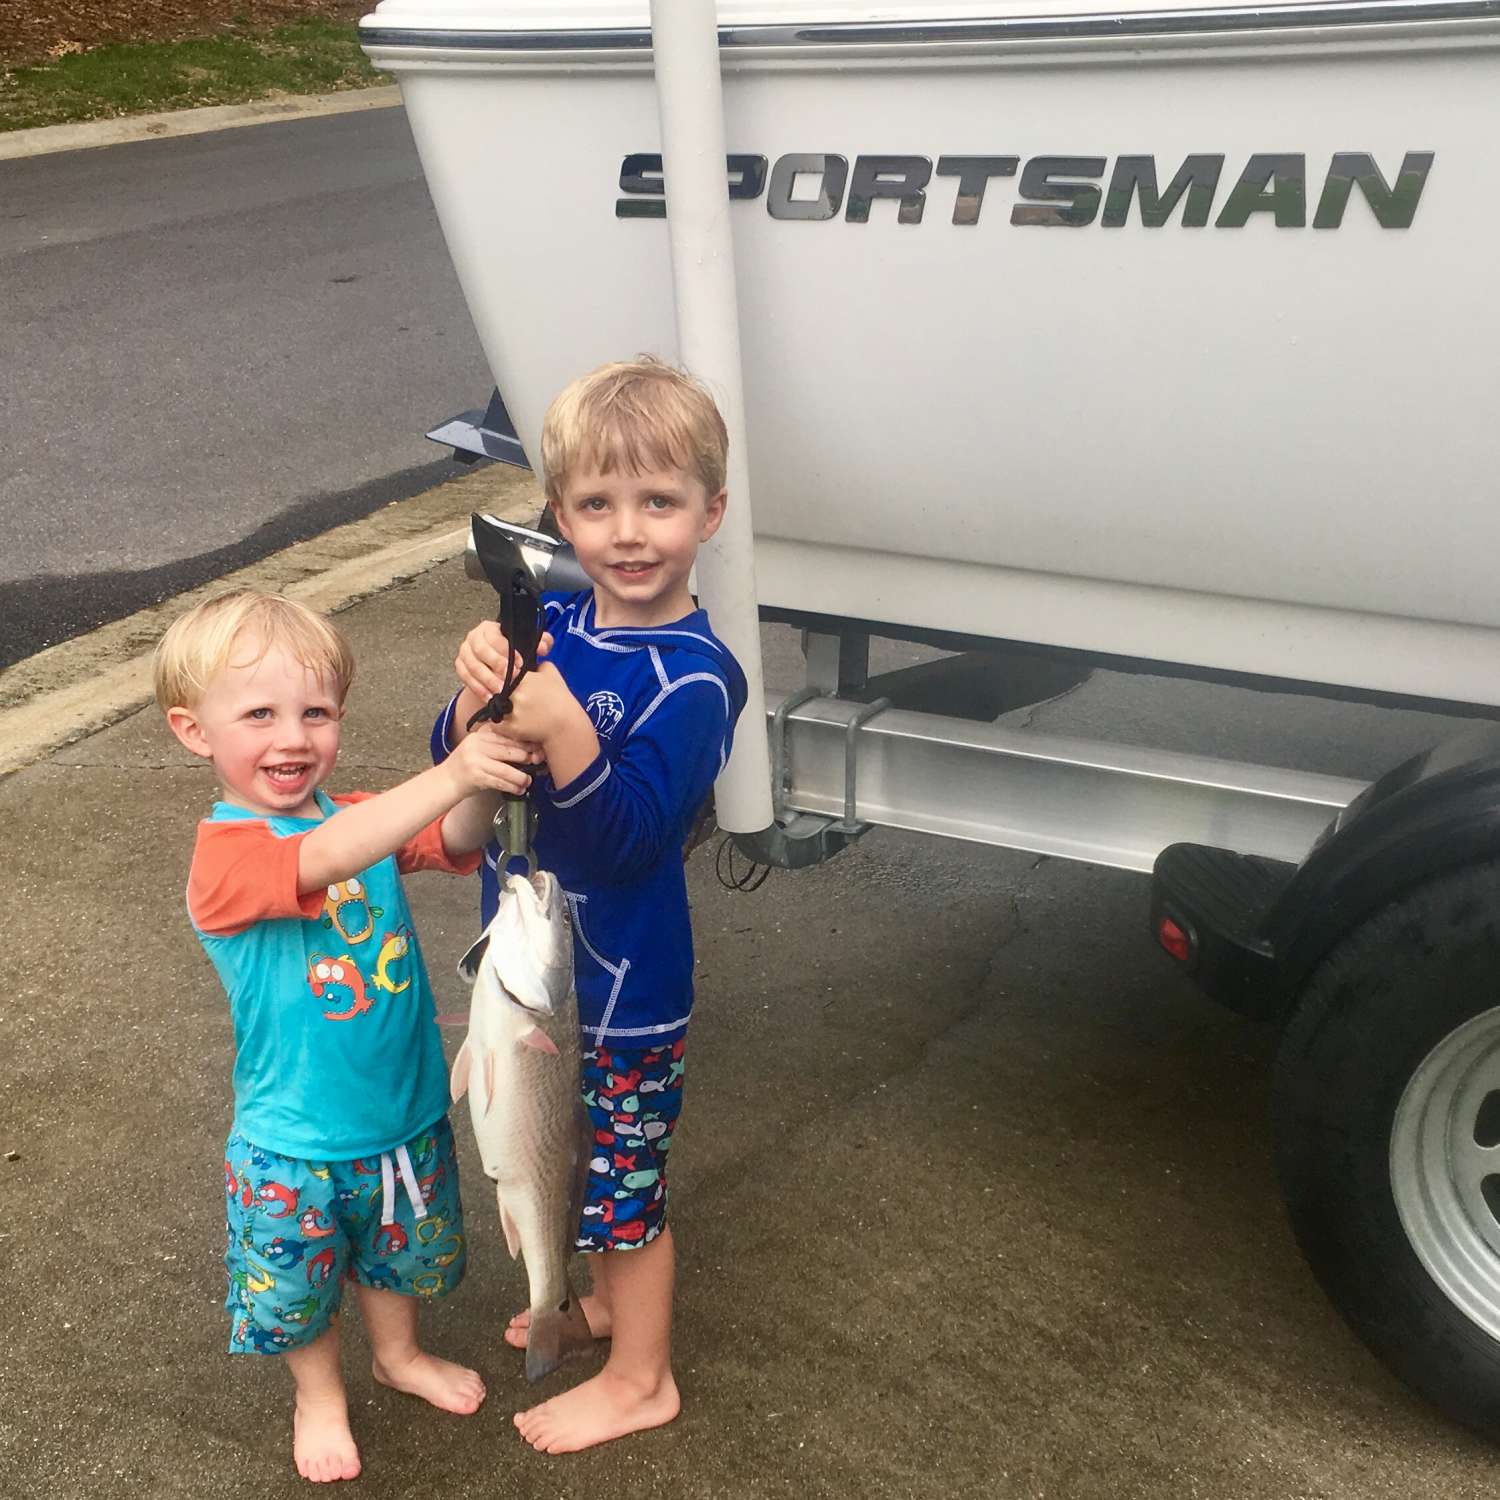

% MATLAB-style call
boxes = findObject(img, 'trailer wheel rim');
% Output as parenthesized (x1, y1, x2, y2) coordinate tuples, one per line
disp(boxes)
(1392, 1006, 1500, 1343)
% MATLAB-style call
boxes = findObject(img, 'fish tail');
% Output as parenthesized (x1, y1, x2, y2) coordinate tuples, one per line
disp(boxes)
(524, 1280, 593, 1384)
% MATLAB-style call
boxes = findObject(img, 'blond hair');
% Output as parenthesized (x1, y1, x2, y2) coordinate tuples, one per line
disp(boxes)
(152, 590, 355, 712)
(540, 355, 729, 504)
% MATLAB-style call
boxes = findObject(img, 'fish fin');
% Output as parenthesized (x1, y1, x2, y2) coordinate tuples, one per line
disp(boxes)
(486, 945, 551, 1014)
(519, 1026, 560, 1056)
(497, 971, 551, 1014)
(456, 931, 490, 983)
(524, 1279, 593, 1384)
(495, 1192, 522, 1260)
(482, 1050, 497, 1117)
(449, 1040, 471, 1103)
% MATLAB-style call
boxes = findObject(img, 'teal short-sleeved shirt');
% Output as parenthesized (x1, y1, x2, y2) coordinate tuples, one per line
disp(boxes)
(187, 790, 472, 1160)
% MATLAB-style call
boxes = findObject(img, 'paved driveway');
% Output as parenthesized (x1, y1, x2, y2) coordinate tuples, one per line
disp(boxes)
(5, 561, 1497, 1498)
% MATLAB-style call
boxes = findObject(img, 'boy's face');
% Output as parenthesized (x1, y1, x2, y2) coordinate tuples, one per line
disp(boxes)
(552, 461, 726, 629)
(166, 637, 343, 820)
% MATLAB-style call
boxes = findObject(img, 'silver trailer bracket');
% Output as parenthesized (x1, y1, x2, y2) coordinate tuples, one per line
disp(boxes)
(766, 692, 1367, 874)
(833, 696, 892, 837)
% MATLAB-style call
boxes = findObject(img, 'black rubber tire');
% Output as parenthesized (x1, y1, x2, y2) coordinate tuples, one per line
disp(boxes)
(1273, 860, 1500, 1438)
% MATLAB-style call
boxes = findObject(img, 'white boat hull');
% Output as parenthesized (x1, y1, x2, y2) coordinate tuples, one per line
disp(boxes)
(365, 3, 1500, 705)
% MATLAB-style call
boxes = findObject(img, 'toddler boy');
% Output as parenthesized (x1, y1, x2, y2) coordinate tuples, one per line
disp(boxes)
(156, 589, 533, 1483)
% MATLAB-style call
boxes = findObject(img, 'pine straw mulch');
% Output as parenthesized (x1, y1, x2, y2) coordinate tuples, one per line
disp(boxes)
(0, 1, 371, 69)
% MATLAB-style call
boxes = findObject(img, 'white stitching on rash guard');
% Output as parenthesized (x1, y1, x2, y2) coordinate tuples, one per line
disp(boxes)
(552, 758, 612, 809)
(628, 672, 732, 739)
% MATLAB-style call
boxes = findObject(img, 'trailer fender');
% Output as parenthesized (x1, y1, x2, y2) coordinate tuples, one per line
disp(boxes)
(1264, 724, 1500, 1013)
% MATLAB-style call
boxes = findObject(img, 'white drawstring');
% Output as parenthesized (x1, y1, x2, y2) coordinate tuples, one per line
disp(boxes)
(379, 1142, 428, 1226)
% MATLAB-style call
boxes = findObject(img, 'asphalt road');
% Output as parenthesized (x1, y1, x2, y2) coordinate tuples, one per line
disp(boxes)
(0, 104, 492, 664)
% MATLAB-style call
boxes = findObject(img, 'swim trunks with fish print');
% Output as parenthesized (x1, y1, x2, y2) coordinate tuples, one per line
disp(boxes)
(576, 1039, 685, 1253)
(223, 1116, 467, 1352)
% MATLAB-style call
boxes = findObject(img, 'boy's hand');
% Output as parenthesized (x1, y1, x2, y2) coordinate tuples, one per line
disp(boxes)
(455, 621, 556, 701)
(500, 663, 582, 746)
(443, 724, 538, 798)
(499, 663, 601, 788)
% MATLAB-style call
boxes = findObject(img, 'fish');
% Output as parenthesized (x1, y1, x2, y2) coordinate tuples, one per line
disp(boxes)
(451, 869, 594, 1383)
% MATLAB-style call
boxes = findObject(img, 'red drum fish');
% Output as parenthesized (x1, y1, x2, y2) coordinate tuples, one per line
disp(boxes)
(451, 870, 592, 1382)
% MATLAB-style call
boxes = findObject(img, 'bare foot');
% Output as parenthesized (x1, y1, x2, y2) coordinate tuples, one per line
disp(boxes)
(293, 1393, 362, 1483)
(372, 1350, 487, 1415)
(513, 1368, 680, 1454)
(504, 1295, 612, 1351)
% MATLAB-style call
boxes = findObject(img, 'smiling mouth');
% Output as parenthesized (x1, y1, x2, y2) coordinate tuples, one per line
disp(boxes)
(264, 764, 310, 785)
(611, 562, 658, 576)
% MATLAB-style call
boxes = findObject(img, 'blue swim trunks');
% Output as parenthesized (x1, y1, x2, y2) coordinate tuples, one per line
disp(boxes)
(576, 1038, 686, 1254)
(223, 1115, 466, 1353)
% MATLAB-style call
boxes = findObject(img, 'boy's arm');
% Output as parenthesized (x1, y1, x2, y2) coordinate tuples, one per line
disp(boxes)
(531, 673, 601, 788)
(431, 691, 462, 765)
(447, 689, 485, 750)
(440, 790, 505, 858)
(505, 662, 732, 886)
(299, 728, 529, 892)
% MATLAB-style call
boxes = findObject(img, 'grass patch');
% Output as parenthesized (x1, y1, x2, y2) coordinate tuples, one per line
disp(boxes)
(0, 20, 386, 133)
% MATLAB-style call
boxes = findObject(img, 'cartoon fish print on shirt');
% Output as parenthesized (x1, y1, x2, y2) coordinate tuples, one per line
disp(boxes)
(371, 927, 413, 996)
(307, 954, 373, 1022)
(321, 877, 382, 946)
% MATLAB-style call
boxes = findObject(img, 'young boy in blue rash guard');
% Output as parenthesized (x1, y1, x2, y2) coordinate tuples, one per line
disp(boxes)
(155, 590, 536, 1484)
(433, 356, 748, 1454)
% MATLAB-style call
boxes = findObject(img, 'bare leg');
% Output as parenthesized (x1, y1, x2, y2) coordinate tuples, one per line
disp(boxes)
(285, 1323, 361, 1484)
(356, 1284, 486, 1416)
(513, 1226, 680, 1454)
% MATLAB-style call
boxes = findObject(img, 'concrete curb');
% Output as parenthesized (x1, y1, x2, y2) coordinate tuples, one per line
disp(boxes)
(0, 84, 401, 163)
(0, 463, 544, 778)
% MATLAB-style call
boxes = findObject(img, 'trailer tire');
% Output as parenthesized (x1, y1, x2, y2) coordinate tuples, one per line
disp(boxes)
(1273, 861, 1500, 1438)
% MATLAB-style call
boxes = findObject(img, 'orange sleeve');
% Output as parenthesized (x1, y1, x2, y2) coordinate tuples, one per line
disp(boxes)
(398, 814, 484, 876)
(187, 819, 324, 936)
(326, 791, 482, 877)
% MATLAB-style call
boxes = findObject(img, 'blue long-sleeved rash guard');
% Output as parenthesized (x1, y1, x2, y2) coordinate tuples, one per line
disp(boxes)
(432, 590, 748, 1046)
